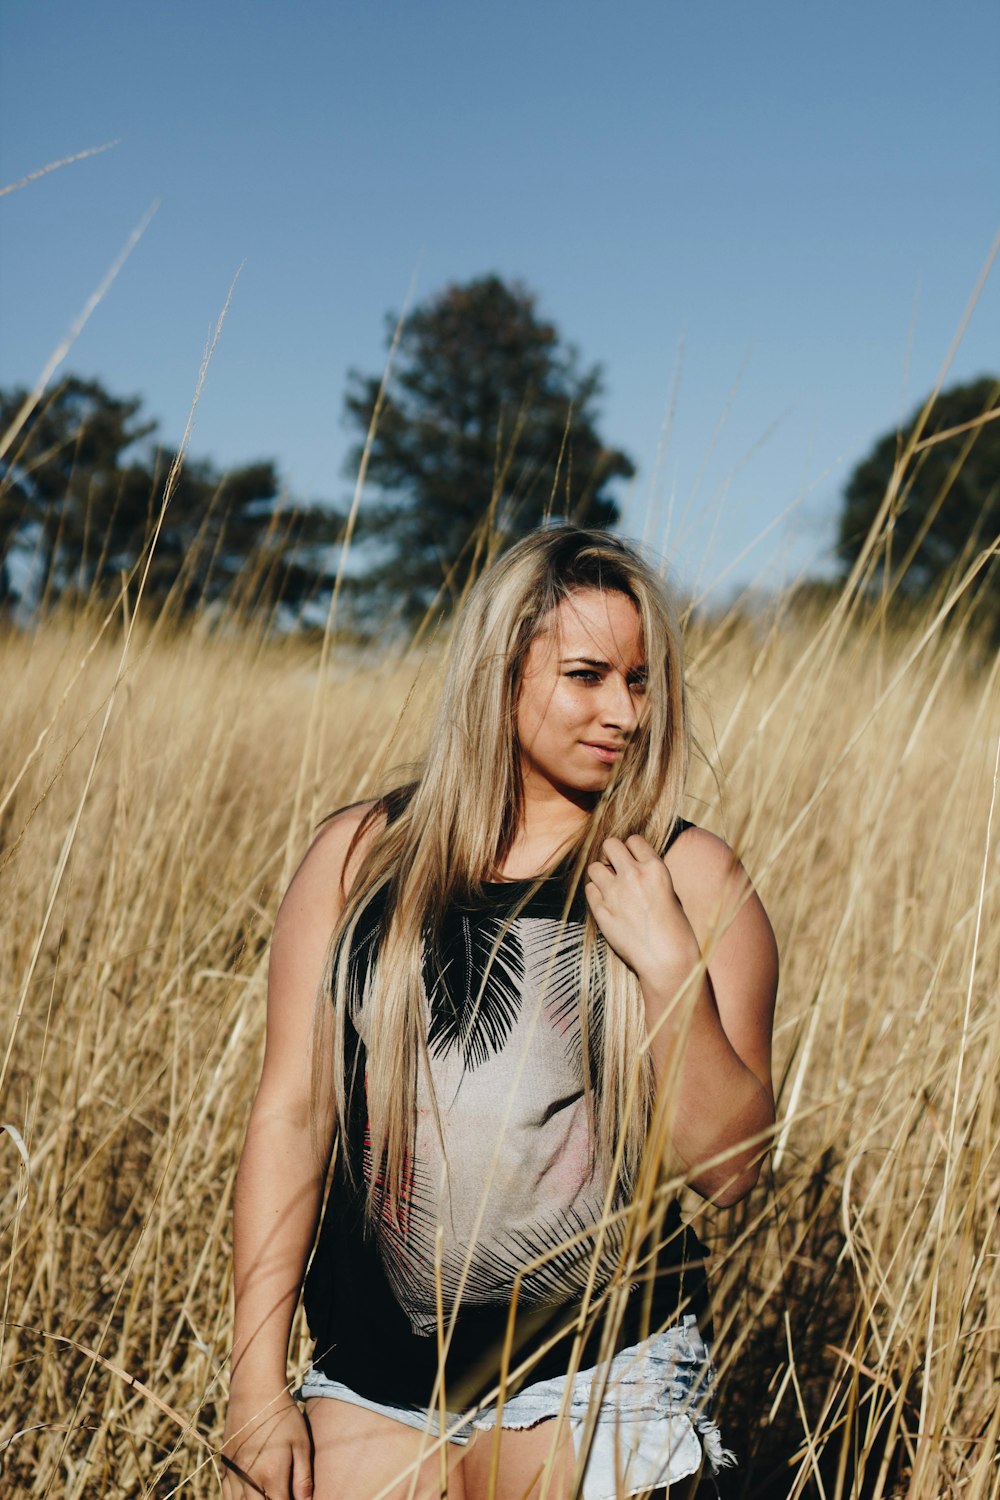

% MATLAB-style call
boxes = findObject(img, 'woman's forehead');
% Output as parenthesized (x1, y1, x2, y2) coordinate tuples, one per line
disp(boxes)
(538, 588, 645, 665)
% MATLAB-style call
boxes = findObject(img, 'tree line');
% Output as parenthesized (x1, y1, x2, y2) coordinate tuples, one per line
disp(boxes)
(1, 272, 997, 635)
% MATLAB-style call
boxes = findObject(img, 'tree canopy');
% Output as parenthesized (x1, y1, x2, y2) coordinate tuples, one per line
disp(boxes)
(343, 274, 635, 621)
(0, 376, 345, 626)
(837, 375, 1000, 626)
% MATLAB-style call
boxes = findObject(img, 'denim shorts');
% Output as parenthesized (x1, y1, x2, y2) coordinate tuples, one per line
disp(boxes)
(295, 1313, 734, 1499)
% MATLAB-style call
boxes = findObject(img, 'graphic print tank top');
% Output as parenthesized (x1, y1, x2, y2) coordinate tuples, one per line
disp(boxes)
(303, 818, 709, 1410)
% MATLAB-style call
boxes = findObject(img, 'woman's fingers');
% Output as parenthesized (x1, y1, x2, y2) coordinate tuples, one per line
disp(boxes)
(588, 841, 635, 894)
(600, 834, 658, 870)
(599, 836, 630, 870)
(220, 1454, 250, 1496)
(222, 1448, 298, 1499)
(590, 837, 633, 883)
(624, 832, 658, 860)
(223, 1466, 257, 1499)
(291, 1439, 315, 1500)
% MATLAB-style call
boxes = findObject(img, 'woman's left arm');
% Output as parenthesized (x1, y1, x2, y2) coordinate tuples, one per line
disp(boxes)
(585, 828, 778, 1207)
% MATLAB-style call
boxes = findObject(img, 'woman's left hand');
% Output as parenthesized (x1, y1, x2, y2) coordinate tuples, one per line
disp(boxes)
(585, 835, 700, 984)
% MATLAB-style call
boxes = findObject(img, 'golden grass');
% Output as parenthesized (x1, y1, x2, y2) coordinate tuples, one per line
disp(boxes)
(0, 542, 998, 1498)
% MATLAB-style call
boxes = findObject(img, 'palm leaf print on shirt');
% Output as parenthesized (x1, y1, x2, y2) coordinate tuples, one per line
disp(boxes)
(425, 912, 525, 1068)
(457, 1203, 627, 1308)
(519, 915, 603, 1075)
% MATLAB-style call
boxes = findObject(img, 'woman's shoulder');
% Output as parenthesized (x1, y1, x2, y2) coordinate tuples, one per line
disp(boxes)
(301, 782, 417, 908)
(306, 799, 384, 900)
(270, 804, 382, 938)
(663, 819, 734, 866)
(663, 820, 750, 882)
(663, 821, 776, 948)
(314, 797, 382, 844)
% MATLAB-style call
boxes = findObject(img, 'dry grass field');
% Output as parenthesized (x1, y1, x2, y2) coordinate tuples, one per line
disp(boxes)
(1, 524, 998, 1497)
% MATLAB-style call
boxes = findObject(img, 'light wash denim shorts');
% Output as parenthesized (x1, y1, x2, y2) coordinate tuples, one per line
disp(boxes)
(295, 1313, 734, 1499)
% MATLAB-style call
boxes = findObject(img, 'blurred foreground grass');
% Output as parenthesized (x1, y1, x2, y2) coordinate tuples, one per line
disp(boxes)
(0, 565, 998, 1498)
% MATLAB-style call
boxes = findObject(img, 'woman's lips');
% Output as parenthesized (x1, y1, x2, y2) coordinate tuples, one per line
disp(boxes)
(582, 742, 624, 764)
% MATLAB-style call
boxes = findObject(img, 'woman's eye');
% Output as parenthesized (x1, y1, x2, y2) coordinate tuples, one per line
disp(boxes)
(567, 670, 601, 683)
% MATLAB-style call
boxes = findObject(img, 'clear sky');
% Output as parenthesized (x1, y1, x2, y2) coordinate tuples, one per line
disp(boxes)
(2, 0, 997, 605)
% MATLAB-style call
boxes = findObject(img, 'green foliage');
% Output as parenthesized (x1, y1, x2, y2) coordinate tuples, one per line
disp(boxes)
(343, 274, 634, 622)
(837, 375, 1000, 627)
(0, 376, 346, 624)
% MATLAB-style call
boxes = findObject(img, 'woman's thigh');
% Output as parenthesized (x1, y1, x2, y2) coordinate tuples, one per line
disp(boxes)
(462, 1420, 576, 1500)
(305, 1397, 468, 1500)
(462, 1422, 708, 1500)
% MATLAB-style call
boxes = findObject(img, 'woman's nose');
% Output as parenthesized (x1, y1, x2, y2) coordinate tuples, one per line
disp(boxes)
(600, 674, 640, 733)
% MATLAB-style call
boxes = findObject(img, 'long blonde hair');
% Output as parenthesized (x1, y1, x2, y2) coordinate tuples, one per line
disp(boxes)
(319, 526, 689, 1222)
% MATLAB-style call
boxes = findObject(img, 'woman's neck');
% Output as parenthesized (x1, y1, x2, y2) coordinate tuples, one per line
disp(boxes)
(495, 789, 595, 880)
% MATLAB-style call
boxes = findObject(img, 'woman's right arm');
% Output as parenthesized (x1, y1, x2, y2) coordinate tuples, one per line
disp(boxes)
(221, 802, 377, 1500)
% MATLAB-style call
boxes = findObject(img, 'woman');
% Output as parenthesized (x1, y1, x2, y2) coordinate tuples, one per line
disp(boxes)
(221, 527, 778, 1500)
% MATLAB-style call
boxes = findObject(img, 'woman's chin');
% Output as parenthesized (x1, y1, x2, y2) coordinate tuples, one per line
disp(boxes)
(552, 770, 612, 803)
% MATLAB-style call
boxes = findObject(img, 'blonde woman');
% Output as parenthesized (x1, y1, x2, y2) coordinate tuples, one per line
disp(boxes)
(220, 527, 778, 1500)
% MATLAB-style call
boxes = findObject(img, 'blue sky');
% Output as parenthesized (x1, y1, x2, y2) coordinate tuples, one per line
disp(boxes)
(1, 0, 997, 604)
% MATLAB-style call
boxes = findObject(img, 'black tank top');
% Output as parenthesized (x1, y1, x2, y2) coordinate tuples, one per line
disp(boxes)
(303, 817, 709, 1410)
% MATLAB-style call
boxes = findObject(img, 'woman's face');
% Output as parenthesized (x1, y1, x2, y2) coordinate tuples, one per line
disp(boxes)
(515, 588, 648, 803)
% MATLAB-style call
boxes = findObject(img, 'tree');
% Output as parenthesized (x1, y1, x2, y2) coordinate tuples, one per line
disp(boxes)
(343, 274, 634, 621)
(0, 376, 346, 625)
(0, 377, 154, 609)
(837, 375, 1000, 625)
